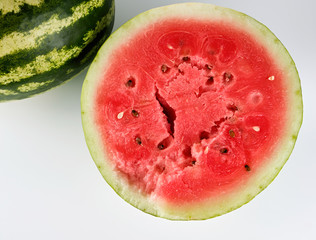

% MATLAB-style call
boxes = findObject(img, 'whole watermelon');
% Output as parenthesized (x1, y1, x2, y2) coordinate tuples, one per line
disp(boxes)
(0, 0, 114, 101)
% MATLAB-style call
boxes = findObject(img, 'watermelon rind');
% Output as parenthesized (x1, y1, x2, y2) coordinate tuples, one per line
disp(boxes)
(0, 0, 115, 102)
(81, 3, 303, 220)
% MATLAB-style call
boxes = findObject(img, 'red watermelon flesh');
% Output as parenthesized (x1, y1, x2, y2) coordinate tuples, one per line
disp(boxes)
(82, 3, 302, 220)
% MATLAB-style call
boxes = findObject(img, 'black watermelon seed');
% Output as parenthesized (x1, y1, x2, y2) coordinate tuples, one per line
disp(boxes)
(131, 110, 139, 118)
(182, 56, 190, 61)
(158, 144, 165, 150)
(205, 64, 213, 70)
(220, 148, 228, 154)
(161, 64, 170, 73)
(135, 137, 142, 145)
(245, 165, 251, 171)
(126, 77, 135, 87)
(229, 129, 236, 138)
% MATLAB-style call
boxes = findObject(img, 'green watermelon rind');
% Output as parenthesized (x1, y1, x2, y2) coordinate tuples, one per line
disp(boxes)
(0, 0, 115, 102)
(81, 3, 303, 220)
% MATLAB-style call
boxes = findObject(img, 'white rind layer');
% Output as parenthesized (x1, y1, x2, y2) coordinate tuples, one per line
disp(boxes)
(81, 3, 303, 220)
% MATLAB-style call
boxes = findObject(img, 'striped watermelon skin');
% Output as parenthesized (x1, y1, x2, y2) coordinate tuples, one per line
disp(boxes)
(0, 0, 114, 101)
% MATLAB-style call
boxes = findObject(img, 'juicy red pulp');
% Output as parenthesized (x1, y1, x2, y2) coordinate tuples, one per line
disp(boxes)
(95, 19, 286, 204)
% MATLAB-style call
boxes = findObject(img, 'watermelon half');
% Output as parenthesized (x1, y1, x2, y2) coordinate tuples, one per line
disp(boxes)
(0, 0, 114, 101)
(81, 3, 303, 220)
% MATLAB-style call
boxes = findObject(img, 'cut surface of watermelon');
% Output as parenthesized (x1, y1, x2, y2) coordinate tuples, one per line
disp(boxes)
(81, 3, 303, 220)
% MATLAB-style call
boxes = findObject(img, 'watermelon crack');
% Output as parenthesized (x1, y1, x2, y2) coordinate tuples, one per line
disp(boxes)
(195, 86, 211, 98)
(206, 76, 214, 85)
(182, 145, 197, 167)
(211, 117, 227, 135)
(199, 131, 210, 140)
(155, 87, 176, 138)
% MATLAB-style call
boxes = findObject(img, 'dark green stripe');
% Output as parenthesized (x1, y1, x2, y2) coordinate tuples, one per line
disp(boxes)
(0, 1, 113, 78)
(0, 25, 110, 102)
(0, 0, 101, 39)
(0, 6, 114, 101)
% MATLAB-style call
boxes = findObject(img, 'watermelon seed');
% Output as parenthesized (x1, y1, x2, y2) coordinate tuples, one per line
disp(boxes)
(245, 165, 251, 171)
(126, 77, 135, 87)
(158, 144, 165, 150)
(157, 136, 173, 150)
(220, 148, 228, 154)
(117, 112, 124, 119)
(205, 64, 213, 70)
(223, 72, 233, 84)
(191, 159, 197, 165)
(167, 44, 173, 49)
(131, 110, 139, 118)
(268, 76, 275, 81)
(161, 64, 170, 73)
(229, 129, 235, 138)
(253, 126, 260, 132)
(200, 131, 210, 140)
(206, 76, 214, 85)
(182, 56, 190, 61)
(135, 137, 142, 145)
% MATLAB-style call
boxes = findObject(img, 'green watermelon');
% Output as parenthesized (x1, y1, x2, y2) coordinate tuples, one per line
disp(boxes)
(81, 3, 303, 220)
(0, 0, 114, 101)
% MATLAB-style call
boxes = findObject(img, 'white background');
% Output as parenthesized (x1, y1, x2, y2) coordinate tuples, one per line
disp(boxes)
(1, 0, 315, 239)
